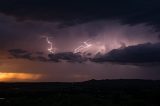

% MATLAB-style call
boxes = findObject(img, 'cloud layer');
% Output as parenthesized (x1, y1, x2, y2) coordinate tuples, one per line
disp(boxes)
(8, 49, 87, 63)
(8, 42, 160, 65)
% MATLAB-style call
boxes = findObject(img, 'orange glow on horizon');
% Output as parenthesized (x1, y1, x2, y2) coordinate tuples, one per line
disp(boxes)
(0, 72, 42, 82)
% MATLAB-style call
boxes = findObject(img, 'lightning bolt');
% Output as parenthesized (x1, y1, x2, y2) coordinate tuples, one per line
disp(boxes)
(42, 36, 56, 54)
(74, 40, 92, 53)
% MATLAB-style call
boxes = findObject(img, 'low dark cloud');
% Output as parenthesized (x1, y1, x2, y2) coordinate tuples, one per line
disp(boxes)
(9, 49, 87, 63)
(8, 42, 160, 64)
(8, 49, 47, 62)
(48, 52, 87, 63)
(92, 43, 160, 64)
(9, 49, 32, 60)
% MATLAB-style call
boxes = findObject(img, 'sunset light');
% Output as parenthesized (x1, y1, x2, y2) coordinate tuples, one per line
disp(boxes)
(0, 72, 41, 81)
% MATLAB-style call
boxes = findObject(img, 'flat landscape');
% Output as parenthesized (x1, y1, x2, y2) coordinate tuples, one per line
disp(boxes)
(0, 79, 160, 106)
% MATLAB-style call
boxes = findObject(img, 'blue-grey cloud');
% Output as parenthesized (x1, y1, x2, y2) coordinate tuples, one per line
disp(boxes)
(92, 43, 160, 64)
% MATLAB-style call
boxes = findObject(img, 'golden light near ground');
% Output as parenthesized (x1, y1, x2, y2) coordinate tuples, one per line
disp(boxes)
(0, 72, 42, 82)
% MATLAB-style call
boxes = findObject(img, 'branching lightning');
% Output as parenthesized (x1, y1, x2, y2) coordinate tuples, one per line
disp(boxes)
(42, 36, 56, 54)
(74, 40, 92, 53)
(40, 36, 107, 55)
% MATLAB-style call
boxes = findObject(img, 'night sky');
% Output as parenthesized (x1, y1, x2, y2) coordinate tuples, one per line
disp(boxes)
(1, 0, 160, 82)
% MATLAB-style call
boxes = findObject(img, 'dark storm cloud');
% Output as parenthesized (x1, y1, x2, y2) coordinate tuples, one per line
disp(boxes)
(48, 52, 87, 63)
(92, 43, 160, 64)
(8, 49, 87, 63)
(0, 4, 160, 53)
(0, 0, 160, 28)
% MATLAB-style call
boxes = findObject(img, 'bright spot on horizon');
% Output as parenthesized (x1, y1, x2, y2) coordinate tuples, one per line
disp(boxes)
(0, 72, 42, 82)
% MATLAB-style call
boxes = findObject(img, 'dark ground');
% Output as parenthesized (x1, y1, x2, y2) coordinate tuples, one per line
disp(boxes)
(0, 79, 160, 106)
